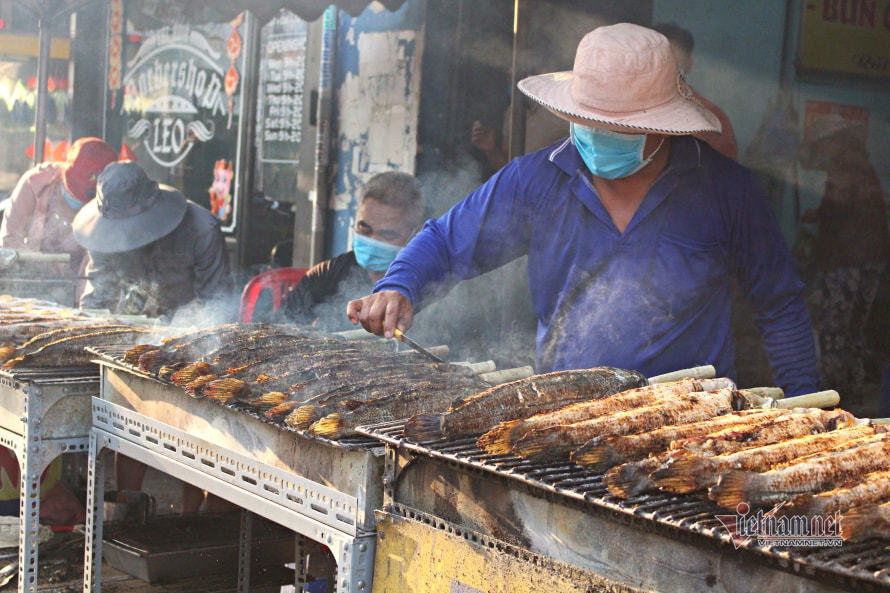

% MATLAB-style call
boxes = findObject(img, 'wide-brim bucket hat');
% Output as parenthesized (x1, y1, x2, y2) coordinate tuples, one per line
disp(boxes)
(518, 23, 721, 135)
(73, 161, 187, 253)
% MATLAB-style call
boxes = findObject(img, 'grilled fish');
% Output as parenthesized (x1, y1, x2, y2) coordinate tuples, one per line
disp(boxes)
(603, 453, 683, 499)
(514, 389, 735, 461)
(710, 432, 890, 508)
(306, 377, 490, 439)
(571, 409, 781, 472)
(654, 424, 878, 494)
(839, 502, 890, 541)
(405, 366, 648, 441)
(786, 469, 890, 516)
(3, 327, 157, 368)
(672, 409, 857, 457)
(478, 378, 735, 455)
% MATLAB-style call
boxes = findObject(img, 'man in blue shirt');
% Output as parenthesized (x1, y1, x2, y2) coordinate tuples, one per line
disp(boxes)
(347, 23, 819, 396)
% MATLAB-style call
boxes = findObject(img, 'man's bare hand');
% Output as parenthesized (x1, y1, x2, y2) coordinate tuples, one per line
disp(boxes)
(346, 291, 414, 338)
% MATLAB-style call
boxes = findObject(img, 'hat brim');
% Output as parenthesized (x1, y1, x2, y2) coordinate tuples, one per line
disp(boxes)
(73, 185, 187, 253)
(518, 71, 722, 135)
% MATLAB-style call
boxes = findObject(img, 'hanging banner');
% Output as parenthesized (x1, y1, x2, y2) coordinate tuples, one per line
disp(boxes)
(118, 15, 250, 232)
(799, 0, 890, 79)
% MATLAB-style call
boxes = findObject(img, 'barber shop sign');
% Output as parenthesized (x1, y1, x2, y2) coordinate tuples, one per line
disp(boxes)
(116, 18, 247, 231)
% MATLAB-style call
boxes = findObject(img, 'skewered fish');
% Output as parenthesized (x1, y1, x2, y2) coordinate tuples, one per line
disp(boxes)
(514, 389, 736, 461)
(478, 377, 735, 455)
(672, 409, 857, 457)
(405, 366, 648, 441)
(839, 502, 890, 541)
(571, 409, 782, 472)
(654, 424, 877, 494)
(604, 453, 681, 498)
(710, 432, 890, 508)
(786, 469, 890, 516)
(3, 327, 158, 368)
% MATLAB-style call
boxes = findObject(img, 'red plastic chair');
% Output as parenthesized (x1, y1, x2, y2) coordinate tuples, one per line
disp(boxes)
(238, 267, 307, 323)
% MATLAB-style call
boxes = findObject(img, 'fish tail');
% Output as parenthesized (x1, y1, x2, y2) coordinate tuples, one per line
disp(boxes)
(476, 421, 520, 455)
(569, 441, 620, 473)
(1, 356, 23, 370)
(184, 374, 218, 397)
(709, 471, 762, 509)
(603, 464, 654, 499)
(513, 430, 561, 461)
(841, 505, 886, 541)
(309, 414, 343, 438)
(403, 414, 445, 441)
(123, 344, 154, 366)
(265, 400, 298, 420)
(201, 378, 249, 403)
(171, 362, 214, 385)
(652, 457, 712, 494)
(250, 392, 288, 408)
(157, 362, 187, 381)
(137, 349, 168, 373)
(285, 405, 320, 430)
(0, 346, 15, 365)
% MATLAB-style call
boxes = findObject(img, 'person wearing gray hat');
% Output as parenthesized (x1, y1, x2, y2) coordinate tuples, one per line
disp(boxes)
(73, 161, 232, 317)
(348, 23, 820, 397)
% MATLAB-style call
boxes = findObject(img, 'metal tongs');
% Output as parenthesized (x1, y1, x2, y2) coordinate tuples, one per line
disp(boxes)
(392, 328, 445, 363)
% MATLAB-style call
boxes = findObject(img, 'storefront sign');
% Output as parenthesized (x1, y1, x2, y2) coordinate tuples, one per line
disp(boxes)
(118, 18, 249, 231)
(799, 0, 890, 79)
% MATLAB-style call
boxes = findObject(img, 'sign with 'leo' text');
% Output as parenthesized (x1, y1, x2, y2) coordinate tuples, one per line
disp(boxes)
(119, 17, 249, 232)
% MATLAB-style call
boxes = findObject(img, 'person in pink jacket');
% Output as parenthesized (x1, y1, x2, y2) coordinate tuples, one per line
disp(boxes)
(0, 137, 118, 275)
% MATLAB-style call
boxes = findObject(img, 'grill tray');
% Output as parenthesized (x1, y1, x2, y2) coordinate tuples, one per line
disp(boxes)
(358, 420, 890, 592)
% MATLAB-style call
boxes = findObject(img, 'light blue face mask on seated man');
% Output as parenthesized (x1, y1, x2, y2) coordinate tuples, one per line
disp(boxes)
(353, 232, 403, 272)
(570, 123, 665, 179)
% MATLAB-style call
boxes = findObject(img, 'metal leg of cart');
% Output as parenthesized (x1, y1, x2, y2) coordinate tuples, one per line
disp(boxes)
(85, 398, 377, 593)
(0, 424, 89, 593)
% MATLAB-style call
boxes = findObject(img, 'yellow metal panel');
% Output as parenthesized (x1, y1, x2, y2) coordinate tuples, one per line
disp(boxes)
(799, 0, 890, 78)
(0, 33, 70, 59)
(372, 510, 651, 593)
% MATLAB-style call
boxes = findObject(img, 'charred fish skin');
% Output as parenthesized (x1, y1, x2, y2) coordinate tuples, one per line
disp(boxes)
(654, 424, 878, 495)
(570, 409, 781, 473)
(405, 366, 648, 441)
(840, 502, 890, 541)
(479, 377, 736, 456)
(674, 409, 858, 457)
(3, 327, 157, 369)
(514, 389, 735, 462)
(710, 432, 890, 509)
(786, 468, 890, 517)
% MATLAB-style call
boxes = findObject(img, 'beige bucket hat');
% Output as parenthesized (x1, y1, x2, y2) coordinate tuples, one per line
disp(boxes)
(518, 23, 721, 135)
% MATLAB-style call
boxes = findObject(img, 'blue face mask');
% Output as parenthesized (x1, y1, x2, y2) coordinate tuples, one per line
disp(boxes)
(62, 187, 85, 211)
(570, 123, 663, 179)
(352, 233, 402, 272)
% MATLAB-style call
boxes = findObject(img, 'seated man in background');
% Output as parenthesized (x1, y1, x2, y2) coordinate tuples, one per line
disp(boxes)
(280, 172, 424, 332)
(73, 161, 234, 513)
(73, 161, 233, 320)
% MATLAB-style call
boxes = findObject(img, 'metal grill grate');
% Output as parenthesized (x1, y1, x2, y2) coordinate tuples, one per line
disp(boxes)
(359, 419, 890, 592)
(87, 345, 382, 451)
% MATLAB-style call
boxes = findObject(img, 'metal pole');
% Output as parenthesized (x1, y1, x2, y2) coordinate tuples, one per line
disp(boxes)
(507, 0, 529, 160)
(33, 15, 52, 165)
(309, 6, 337, 266)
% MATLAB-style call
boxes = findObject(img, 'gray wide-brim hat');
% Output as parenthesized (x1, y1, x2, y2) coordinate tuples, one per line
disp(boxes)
(73, 161, 187, 253)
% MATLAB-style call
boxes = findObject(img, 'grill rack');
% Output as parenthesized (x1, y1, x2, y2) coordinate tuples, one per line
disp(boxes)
(86, 345, 381, 451)
(0, 365, 99, 593)
(358, 419, 890, 592)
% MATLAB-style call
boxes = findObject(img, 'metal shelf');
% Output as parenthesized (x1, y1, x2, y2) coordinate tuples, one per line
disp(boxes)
(84, 398, 376, 593)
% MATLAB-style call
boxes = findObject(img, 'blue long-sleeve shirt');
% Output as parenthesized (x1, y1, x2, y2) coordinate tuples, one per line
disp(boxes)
(376, 136, 820, 396)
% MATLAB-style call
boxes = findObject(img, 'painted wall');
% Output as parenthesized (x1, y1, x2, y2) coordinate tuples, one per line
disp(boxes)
(327, 0, 424, 258)
(652, 0, 890, 242)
